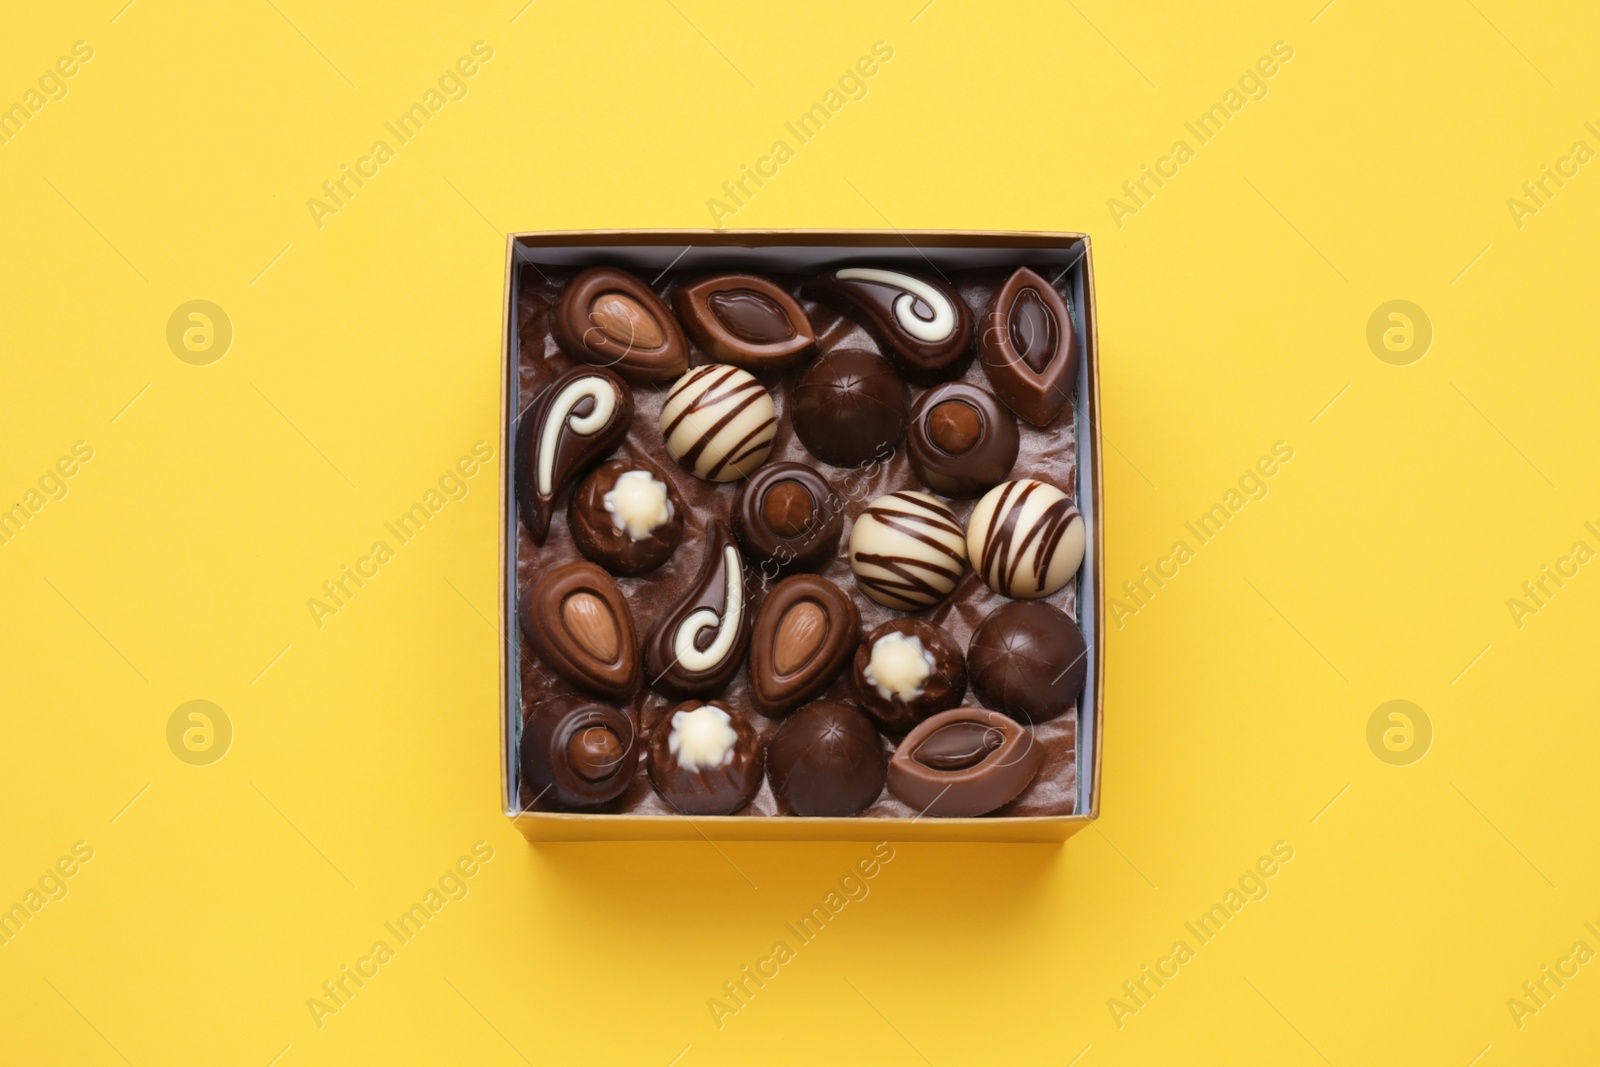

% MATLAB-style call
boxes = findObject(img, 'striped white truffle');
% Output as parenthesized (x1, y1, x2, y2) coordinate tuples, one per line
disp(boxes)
(966, 479, 1084, 599)
(659, 364, 777, 482)
(848, 491, 968, 610)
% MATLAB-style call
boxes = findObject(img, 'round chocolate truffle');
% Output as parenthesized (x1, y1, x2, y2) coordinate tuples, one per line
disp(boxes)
(968, 601, 1087, 724)
(731, 462, 843, 574)
(851, 618, 965, 735)
(766, 700, 887, 817)
(568, 460, 685, 575)
(907, 383, 1020, 498)
(660, 364, 777, 482)
(647, 700, 764, 816)
(791, 349, 908, 468)
(966, 478, 1085, 598)
(848, 491, 967, 610)
(519, 695, 640, 810)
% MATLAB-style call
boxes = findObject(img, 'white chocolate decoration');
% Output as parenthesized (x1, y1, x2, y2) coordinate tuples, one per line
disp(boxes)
(673, 545, 744, 671)
(966, 478, 1085, 599)
(848, 491, 967, 610)
(864, 632, 934, 701)
(836, 267, 956, 344)
(538, 376, 618, 495)
(604, 470, 673, 540)
(660, 364, 777, 482)
(668, 704, 738, 770)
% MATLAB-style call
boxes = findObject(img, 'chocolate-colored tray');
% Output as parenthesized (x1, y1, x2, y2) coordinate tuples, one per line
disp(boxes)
(499, 231, 1103, 842)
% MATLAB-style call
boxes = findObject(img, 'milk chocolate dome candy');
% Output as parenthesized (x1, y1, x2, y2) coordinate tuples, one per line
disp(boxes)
(553, 267, 689, 383)
(660, 364, 778, 482)
(906, 382, 1019, 498)
(790, 349, 908, 469)
(803, 267, 973, 384)
(731, 462, 844, 574)
(766, 700, 887, 817)
(848, 491, 967, 610)
(978, 266, 1079, 427)
(515, 365, 633, 545)
(966, 478, 1084, 599)
(647, 700, 764, 815)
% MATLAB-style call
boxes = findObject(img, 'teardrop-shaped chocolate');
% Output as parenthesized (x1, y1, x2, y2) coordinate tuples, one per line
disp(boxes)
(519, 561, 639, 700)
(887, 708, 1043, 817)
(747, 574, 860, 718)
(672, 274, 815, 371)
(553, 267, 689, 383)
(642, 520, 752, 698)
(515, 365, 633, 545)
(978, 267, 1078, 427)
(801, 266, 973, 385)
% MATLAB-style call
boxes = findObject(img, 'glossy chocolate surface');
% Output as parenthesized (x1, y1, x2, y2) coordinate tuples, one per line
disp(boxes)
(766, 700, 887, 817)
(851, 618, 965, 735)
(660, 364, 778, 482)
(966, 478, 1085, 599)
(554, 267, 689, 383)
(520, 560, 639, 700)
(979, 266, 1078, 427)
(673, 274, 815, 371)
(790, 348, 908, 469)
(888, 708, 1043, 817)
(968, 601, 1087, 725)
(731, 462, 844, 575)
(848, 490, 967, 610)
(515, 365, 633, 545)
(567, 459, 684, 576)
(647, 700, 764, 815)
(803, 267, 973, 384)
(748, 574, 860, 718)
(907, 383, 1020, 498)
(520, 695, 640, 810)
(642, 519, 752, 697)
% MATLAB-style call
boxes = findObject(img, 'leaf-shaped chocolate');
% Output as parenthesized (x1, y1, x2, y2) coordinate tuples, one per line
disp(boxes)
(672, 274, 815, 371)
(887, 707, 1043, 817)
(977, 267, 1079, 427)
(519, 560, 640, 700)
(515, 365, 633, 544)
(802, 266, 973, 384)
(747, 574, 860, 718)
(643, 520, 752, 697)
(553, 267, 690, 383)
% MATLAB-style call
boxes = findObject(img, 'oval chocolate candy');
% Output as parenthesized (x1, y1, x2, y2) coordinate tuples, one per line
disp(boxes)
(748, 574, 860, 718)
(672, 274, 816, 371)
(553, 267, 690, 383)
(515, 364, 634, 545)
(978, 266, 1079, 427)
(643, 519, 752, 697)
(520, 695, 640, 810)
(520, 560, 640, 700)
(887, 708, 1043, 817)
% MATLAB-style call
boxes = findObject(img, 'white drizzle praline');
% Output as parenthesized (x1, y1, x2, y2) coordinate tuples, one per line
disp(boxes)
(604, 469, 673, 540)
(966, 478, 1085, 599)
(668, 704, 738, 771)
(835, 267, 957, 343)
(848, 490, 967, 610)
(660, 364, 777, 482)
(864, 632, 934, 701)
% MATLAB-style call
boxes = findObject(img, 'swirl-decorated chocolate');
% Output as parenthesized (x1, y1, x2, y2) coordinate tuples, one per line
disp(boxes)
(847, 490, 968, 610)
(965, 478, 1085, 599)
(802, 266, 973, 384)
(515, 365, 633, 544)
(660, 364, 778, 482)
(643, 520, 752, 697)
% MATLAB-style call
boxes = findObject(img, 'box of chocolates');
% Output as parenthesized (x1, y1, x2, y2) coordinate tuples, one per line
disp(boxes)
(498, 231, 1103, 842)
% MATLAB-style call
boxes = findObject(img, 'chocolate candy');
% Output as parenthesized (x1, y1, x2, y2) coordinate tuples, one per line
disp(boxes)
(906, 383, 1019, 498)
(643, 519, 751, 697)
(672, 274, 815, 371)
(520, 695, 640, 810)
(748, 575, 860, 718)
(647, 700, 764, 815)
(553, 267, 689, 384)
(790, 348, 908, 469)
(851, 618, 965, 735)
(766, 700, 886, 817)
(887, 708, 1043, 817)
(968, 601, 1087, 724)
(848, 490, 967, 610)
(978, 267, 1078, 427)
(803, 267, 973, 384)
(966, 478, 1085, 599)
(660, 364, 778, 482)
(568, 460, 685, 576)
(515, 365, 633, 544)
(731, 462, 843, 574)
(520, 560, 639, 700)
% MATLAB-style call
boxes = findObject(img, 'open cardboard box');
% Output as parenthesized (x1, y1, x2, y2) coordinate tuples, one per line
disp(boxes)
(499, 230, 1103, 842)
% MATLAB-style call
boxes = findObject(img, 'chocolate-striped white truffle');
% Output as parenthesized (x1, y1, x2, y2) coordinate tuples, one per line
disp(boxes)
(966, 479, 1085, 599)
(848, 491, 968, 610)
(660, 364, 777, 482)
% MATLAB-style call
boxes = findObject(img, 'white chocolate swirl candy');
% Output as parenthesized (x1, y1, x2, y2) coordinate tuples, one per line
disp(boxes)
(672, 545, 744, 672)
(660, 364, 777, 482)
(836, 267, 957, 343)
(848, 491, 967, 610)
(538, 376, 617, 495)
(966, 479, 1085, 599)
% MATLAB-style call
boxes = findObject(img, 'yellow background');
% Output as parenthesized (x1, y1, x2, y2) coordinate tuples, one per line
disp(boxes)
(2, 1, 1596, 1063)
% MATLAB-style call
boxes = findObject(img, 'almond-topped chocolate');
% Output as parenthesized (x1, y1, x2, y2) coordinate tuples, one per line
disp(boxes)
(519, 561, 639, 700)
(673, 273, 815, 371)
(887, 708, 1043, 817)
(554, 267, 689, 383)
(748, 574, 860, 718)
(643, 520, 752, 697)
